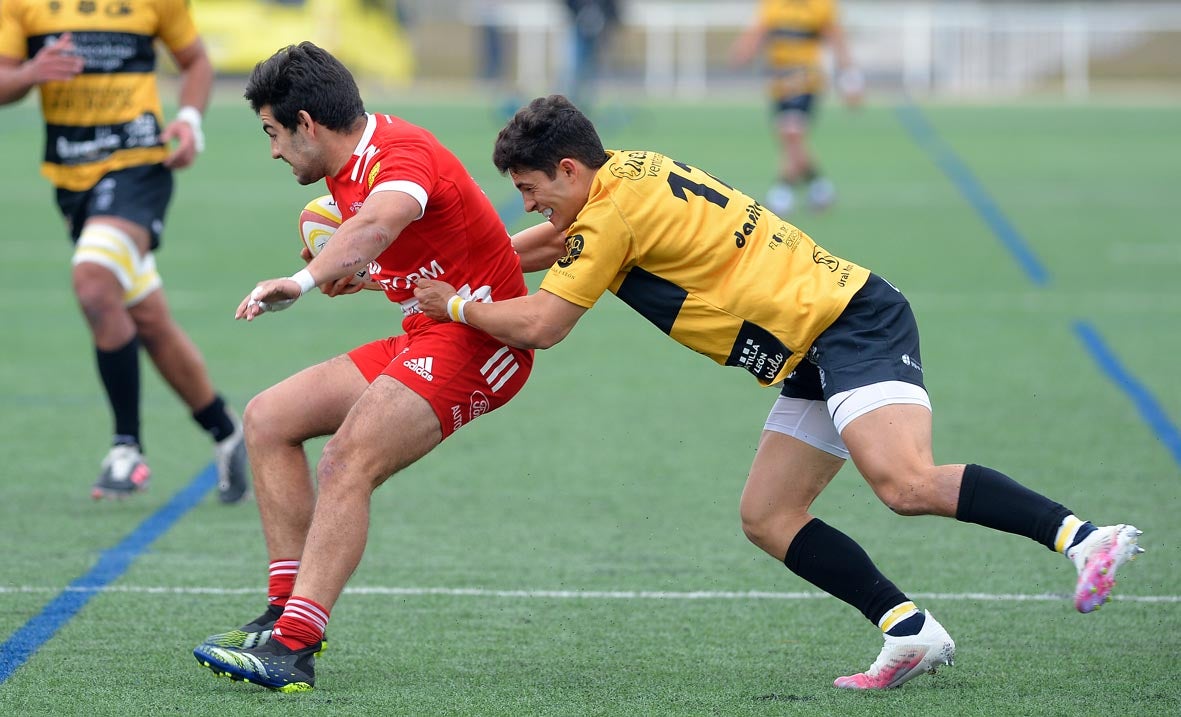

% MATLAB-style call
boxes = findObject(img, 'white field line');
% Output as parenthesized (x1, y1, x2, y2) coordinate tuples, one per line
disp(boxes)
(0, 585, 1179, 603)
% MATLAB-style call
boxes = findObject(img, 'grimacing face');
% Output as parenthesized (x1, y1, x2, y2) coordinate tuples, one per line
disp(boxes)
(509, 162, 584, 233)
(259, 106, 325, 186)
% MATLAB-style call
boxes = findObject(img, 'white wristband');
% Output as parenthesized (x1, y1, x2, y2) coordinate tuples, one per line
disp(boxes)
(837, 68, 865, 96)
(289, 268, 317, 296)
(447, 295, 469, 324)
(176, 105, 205, 153)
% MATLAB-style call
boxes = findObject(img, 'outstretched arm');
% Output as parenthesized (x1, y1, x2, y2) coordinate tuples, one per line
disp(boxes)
(237, 190, 421, 321)
(414, 280, 588, 350)
(511, 221, 568, 273)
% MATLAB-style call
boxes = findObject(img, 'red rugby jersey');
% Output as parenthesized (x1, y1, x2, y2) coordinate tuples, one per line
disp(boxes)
(325, 113, 525, 332)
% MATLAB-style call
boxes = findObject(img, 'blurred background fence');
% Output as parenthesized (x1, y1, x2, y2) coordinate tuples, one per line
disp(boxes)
(189, 1, 1181, 100)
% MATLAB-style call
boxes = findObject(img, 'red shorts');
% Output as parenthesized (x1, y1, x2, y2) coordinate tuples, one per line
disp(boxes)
(347, 322, 533, 439)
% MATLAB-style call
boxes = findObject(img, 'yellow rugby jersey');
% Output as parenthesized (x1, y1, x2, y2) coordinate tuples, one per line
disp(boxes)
(756, 0, 837, 97)
(0, 0, 199, 191)
(539, 150, 869, 386)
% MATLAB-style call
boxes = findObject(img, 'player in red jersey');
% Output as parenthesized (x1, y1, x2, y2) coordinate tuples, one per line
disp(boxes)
(191, 42, 533, 692)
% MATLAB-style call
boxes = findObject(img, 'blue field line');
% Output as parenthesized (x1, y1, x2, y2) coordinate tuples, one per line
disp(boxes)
(0, 194, 526, 686)
(0, 463, 217, 685)
(893, 103, 1050, 287)
(1074, 321, 1181, 469)
(897, 102, 1179, 471)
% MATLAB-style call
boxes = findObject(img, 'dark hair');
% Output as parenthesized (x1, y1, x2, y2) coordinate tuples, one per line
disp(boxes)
(492, 95, 607, 178)
(244, 42, 365, 132)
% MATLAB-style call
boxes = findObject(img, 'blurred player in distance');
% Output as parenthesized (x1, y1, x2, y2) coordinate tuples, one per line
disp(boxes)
(0, 0, 249, 503)
(730, 0, 864, 216)
(413, 94, 1145, 690)
(191, 42, 533, 692)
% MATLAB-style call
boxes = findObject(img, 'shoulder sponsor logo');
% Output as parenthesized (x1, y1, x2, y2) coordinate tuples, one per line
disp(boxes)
(367, 161, 381, 190)
(732, 201, 764, 248)
(353, 144, 379, 183)
(768, 225, 801, 252)
(812, 246, 840, 272)
(557, 234, 583, 268)
(403, 356, 434, 381)
(609, 151, 648, 181)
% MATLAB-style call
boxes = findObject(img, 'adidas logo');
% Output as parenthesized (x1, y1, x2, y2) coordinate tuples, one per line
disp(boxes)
(480, 347, 519, 392)
(403, 356, 434, 382)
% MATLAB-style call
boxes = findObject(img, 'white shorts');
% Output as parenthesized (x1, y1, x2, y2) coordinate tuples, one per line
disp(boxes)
(763, 380, 932, 459)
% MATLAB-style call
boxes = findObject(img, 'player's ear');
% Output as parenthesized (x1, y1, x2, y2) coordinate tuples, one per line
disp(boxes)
(296, 110, 315, 135)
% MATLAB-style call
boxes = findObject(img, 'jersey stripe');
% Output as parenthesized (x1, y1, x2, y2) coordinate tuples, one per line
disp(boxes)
(615, 268, 688, 335)
(27, 32, 157, 74)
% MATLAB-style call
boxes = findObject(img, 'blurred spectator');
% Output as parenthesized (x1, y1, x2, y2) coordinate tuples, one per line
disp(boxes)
(731, 0, 863, 216)
(562, 0, 621, 108)
(471, 0, 522, 117)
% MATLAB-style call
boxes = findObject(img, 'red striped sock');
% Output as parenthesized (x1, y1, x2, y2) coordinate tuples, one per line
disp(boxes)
(272, 595, 328, 651)
(267, 559, 299, 608)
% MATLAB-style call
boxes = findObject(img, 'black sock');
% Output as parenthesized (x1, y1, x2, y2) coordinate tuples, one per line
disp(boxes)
(886, 611, 926, 637)
(785, 518, 910, 626)
(96, 337, 141, 446)
(193, 394, 236, 443)
(956, 464, 1072, 551)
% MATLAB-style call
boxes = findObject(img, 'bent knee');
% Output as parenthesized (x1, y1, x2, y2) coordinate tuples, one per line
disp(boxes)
(739, 504, 804, 558)
(870, 476, 934, 516)
(242, 390, 291, 445)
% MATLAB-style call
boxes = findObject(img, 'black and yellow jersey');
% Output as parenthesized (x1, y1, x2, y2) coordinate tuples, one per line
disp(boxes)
(756, 0, 837, 97)
(539, 150, 870, 386)
(0, 0, 199, 191)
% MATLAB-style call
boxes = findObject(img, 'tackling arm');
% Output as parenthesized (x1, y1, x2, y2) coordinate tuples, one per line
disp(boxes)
(511, 221, 569, 273)
(414, 280, 589, 350)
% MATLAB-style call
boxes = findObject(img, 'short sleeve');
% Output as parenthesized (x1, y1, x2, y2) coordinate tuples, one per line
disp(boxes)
(0, 1, 28, 61)
(538, 194, 631, 309)
(155, 0, 200, 53)
(366, 131, 438, 217)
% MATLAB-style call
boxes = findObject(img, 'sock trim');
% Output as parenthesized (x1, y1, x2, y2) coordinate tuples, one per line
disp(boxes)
(1055, 515, 1084, 554)
(878, 601, 918, 632)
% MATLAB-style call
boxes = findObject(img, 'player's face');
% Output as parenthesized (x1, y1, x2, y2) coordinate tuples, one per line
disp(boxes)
(509, 162, 587, 233)
(259, 107, 326, 186)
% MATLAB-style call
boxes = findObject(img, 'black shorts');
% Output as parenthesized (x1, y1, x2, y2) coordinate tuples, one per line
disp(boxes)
(773, 93, 818, 120)
(55, 164, 174, 249)
(780, 273, 926, 401)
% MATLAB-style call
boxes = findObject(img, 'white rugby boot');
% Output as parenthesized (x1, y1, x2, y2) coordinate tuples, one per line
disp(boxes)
(1067, 524, 1144, 613)
(834, 611, 955, 690)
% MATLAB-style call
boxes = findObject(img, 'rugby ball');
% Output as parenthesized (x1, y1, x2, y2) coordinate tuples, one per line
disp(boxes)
(299, 194, 342, 257)
(298, 195, 369, 281)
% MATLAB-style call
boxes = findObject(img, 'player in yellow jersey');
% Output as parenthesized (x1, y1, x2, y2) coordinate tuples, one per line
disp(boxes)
(414, 95, 1145, 690)
(0, 0, 248, 503)
(730, 0, 863, 216)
